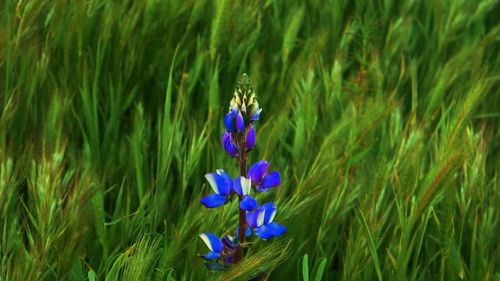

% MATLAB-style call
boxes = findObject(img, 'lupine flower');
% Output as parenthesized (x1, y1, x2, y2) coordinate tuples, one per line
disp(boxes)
(247, 161, 281, 192)
(199, 233, 224, 261)
(200, 169, 233, 208)
(246, 125, 256, 151)
(246, 203, 286, 240)
(198, 73, 285, 268)
(222, 132, 238, 157)
(199, 234, 238, 271)
(224, 109, 245, 133)
(233, 176, 258, 211)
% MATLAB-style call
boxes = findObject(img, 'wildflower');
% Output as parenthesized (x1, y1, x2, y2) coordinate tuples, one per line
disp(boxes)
(199, 233, 238, 271)
(232, 176, 258, 211)
(246, 125, 256, 151)
(246, 203, 286, 240)
(199, 233, 224, 261)
(222, 132, 238, 157)
(247, 161, 281, 192)
(200, 169, 233, 208)
(198, 73, 285, 268)
(224, 109, 245, 133)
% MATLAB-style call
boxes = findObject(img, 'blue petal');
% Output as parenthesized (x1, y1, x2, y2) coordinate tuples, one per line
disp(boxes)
(224, 113, 236, 133)
(247, 161, 269, 183)
(256, 186, 269, 192)
(200, 194, 227, 208)
(250, 109, 261, 122)
(246, 125, 256, 150)
(236, 111, 245, 132)
(199, 233, 223, 252)
(205, 173, 230, 195)
(216, 169, 233, 194)
(233, 176, 251, 195)
(261, 203, 277, 224)
(224, 142, 238, 158)
(240, 195, 258, 211)
(200, 251, 221, 261)
(222, 132, 232, 149)
(260, 172, 281, 189)
(246, 205, 266, 228)
(222, 132, 238, 157)
(246, 210, 259, 228)
(254, 222, 286, 240)
(232, 177, 243, 195)
(222, 131, 231, 145)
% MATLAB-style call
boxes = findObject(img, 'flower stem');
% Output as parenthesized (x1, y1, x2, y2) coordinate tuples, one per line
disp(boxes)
(234, 135, 248, 264)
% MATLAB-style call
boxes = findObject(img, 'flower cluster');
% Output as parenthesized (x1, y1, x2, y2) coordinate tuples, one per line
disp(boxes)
(198, 74, 286, 270)
(221, 73, 261, 158)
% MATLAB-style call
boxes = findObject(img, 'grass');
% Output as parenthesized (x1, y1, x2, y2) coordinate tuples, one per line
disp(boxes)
(1, 0, 499, 280)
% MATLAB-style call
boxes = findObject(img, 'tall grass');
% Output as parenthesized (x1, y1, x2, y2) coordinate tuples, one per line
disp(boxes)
(1, 0, 499, 280)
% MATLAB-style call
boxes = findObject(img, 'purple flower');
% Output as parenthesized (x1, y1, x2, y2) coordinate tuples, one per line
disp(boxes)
(247, 161, 281, 192)
(246, 203, 286, 240)
(232, 176, 258, 211)
(224, 109, 245, 133)
(246, 125, 256, 151)
(200, 169, 233, 208)
(222, 132, 238, 158)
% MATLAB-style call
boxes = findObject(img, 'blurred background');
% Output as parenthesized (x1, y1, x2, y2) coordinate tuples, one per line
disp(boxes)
(0, 0, 499, 280)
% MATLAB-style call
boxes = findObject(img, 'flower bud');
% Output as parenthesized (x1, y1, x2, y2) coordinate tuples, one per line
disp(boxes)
(229, 73, 262, 123)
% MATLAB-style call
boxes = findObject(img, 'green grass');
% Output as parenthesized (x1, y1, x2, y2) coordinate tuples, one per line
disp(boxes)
(1, 0, 499, 280)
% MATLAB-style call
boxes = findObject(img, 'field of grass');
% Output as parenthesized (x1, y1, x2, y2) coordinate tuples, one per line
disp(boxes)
(1, 0, 499, 280)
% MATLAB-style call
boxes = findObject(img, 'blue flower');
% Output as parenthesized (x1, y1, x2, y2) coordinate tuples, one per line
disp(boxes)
(247, 161, 281, 192)
(246, 203, 286, 240)
(199, 233, 238, 270)
(232, 176, 258, 211)
(200, 169, 233, 208)
(198, 74, 286, 268)
(224, 109, 245, 133)
(222, 132, 238, 158)
(246, 125, 256, 151)
(199, 233, 223, 261)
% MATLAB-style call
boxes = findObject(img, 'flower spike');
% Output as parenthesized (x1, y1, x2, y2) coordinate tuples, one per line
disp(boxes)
(198, 73, 285, 269)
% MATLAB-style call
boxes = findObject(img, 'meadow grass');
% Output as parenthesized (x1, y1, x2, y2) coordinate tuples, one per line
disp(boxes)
(1, 0, 499, 280)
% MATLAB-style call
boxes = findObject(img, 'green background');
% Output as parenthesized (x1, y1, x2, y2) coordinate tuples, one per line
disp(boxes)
(1, 0, 499, 280)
